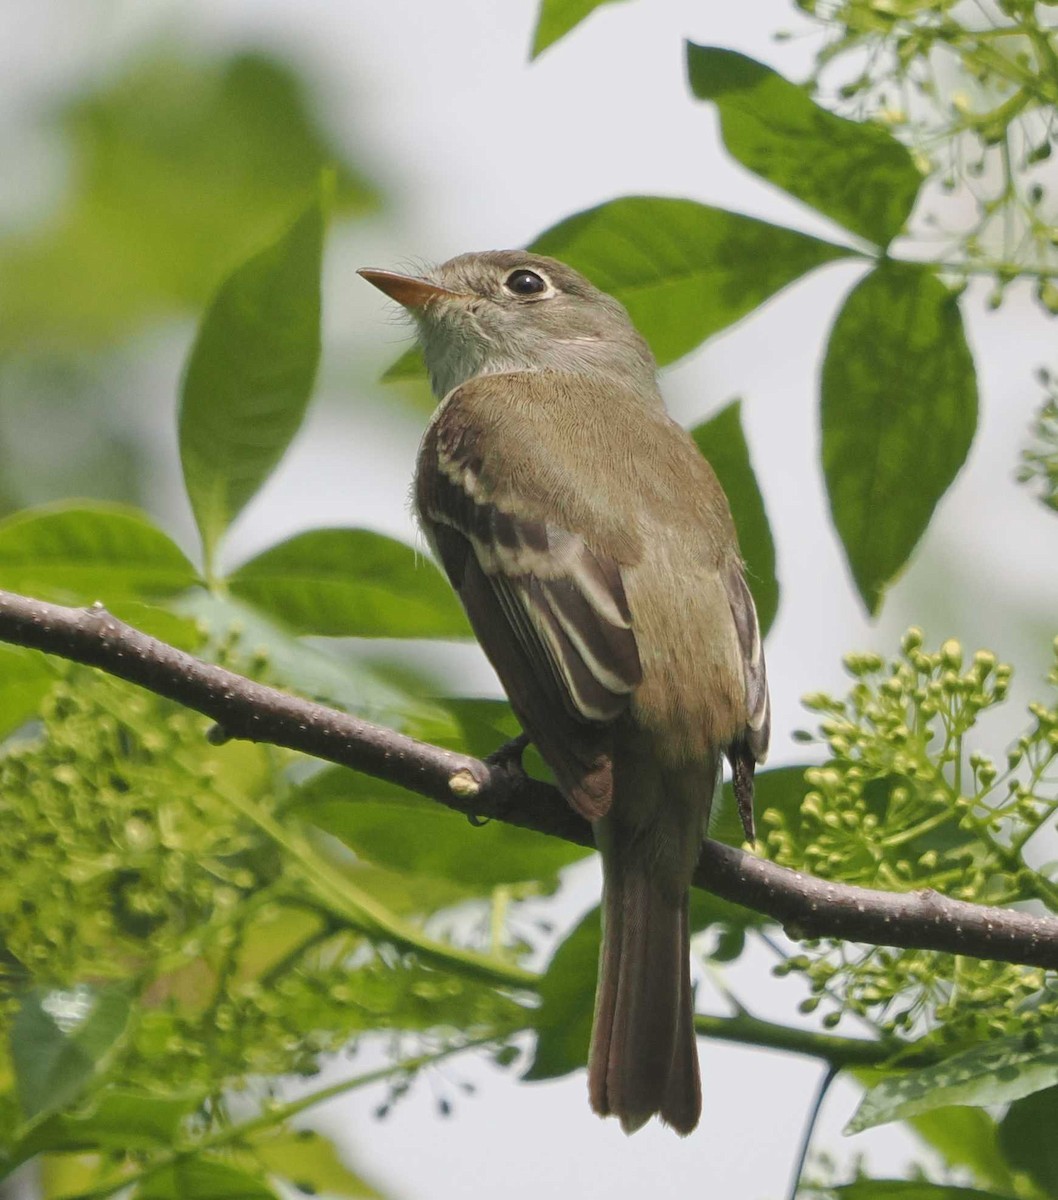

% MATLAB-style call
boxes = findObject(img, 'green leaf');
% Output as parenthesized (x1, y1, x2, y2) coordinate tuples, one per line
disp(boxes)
(524, 907, 600, 1080)
(688, 882, 767, 948)
(9, 1090, 198, 1168)
(0, 363, 144, 517)
(376, 351, 437, 416)
(829, 1184, 1016, 1199)
(34, 1154, 100, 1197)
(998, 1084, 1058, 1197)
(174, 591, 455, 740)
(435, 697, 523, 758)
(381, 345, 426, 382)
(251, 1129, 381, 1198)
(532, 196, 853, 366)
(289, 765, 589, 892)
(530, 0, 634, 58)
(0, 53, 375, 350)
(847, 1026, 1058, 1134)
(136, 1158, 278, 1200)
(342, 861, 477, 917)
(686, 44, 923, 246)
(821, 264, 977, 614)
(691, 400, 778, 634)
(0, 645, 54, 737)
(910, 1106, 1016, 1194)
(0, 504, 198, 605)
(179, 192, 325, 568)
(10, 984, 132, 1128)
(229, 528, 471, 638)
(104, 602, 204, 650)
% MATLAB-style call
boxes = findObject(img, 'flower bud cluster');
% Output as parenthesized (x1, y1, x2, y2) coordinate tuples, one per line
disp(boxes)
(766, 632, 1058, 1042)
(802, 0, 1058, 311)
(1018, 371, 1058, 512)
(0, 666, 518, 1104)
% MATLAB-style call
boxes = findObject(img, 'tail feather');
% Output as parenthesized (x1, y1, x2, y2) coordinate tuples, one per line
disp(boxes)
(588, 845, 701, 1135)
(662, 901, 701, 1134)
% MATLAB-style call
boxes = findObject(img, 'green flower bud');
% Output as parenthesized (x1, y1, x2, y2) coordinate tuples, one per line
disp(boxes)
(941, 639, 963, 669)
(902, 628, 925, 654)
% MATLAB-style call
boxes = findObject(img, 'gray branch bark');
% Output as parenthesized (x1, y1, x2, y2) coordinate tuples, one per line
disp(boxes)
(3, 587, 1058, 969)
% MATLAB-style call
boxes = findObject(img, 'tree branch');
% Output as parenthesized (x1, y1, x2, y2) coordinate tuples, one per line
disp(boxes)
(692, 1012, 937, 1070)
(3, 588, 1058, 971)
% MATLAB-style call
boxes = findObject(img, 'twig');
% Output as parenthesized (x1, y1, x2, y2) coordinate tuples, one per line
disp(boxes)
(691, 1012, 936, 1070)
(786, 1065, 838, 1200)
(3, 589, 1058, 971)
(64, 1036, 498, 1200)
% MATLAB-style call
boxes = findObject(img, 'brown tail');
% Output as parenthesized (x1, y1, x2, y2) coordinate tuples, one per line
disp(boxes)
(587, 836, 701, 1135)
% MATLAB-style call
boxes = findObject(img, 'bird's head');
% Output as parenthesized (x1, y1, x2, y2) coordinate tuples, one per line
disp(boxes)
(358, 250, 656, 399)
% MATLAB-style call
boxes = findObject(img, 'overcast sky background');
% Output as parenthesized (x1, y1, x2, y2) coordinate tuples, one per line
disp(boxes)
(2, 1, 1057, 1197)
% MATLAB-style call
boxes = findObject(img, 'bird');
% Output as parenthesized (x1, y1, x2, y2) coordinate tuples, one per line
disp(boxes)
(359, 250, 770, 1135)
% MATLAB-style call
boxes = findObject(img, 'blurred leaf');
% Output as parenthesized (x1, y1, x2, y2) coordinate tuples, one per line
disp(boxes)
(179, 192, 324, 569)
(175, 591, 456, 740)
(319, 653, 489, 754)
(691, 400, 778, 634)
(524, 907, 599, 1080)
(847, 1026, 1058, 1133)
(998, 1084, 1058, 1196)
(829, 1184, 1014, 1199)
(38, 1153, 104, 1198)
(0, 473, 17, 520)
(335, 860, 474, 917)
(0, 504, 198, 604)
(686, 44, 922, 246)
(532, 196, 853, 365)
(105, 601, 203, 650)
(230, 907, 322, 988)
(229, 528, 471, 638)
(11, 984, 132, 1128)
(434, 697, 522, 758)
(0, 645, 54, 737)
(380, 346, 426, 383)
(9, 1090, 197, 1168)
(699, 921, 746, 962)
(688, 884, 765, 950)
(377, 350, 438, 415)
(289, 765, 588, 891)
(0, 53, 375, 349)
(250, 1129, 381, 1198)
(136, 1158, 277, 1200)
(0, 357, 142, 514)
(910, 1106, 1016, 1194)
(530, 0, 634, 58)
(821, 264, 977, 614)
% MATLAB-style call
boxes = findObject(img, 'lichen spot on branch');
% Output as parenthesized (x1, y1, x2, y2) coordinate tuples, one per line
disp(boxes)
(448, 768, 481, 798)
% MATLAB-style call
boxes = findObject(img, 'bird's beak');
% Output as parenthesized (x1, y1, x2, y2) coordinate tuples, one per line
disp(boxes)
(357, 268, 463, 310)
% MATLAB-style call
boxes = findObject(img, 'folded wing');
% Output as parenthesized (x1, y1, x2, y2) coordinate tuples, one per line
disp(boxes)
(417, 388, 642, 820)
(722, 561, 771, 840)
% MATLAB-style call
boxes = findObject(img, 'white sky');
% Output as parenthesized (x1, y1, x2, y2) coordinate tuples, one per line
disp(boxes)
(2, 1, 1057, 1197)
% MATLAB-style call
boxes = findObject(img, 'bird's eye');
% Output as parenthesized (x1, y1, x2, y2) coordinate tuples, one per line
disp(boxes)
(504, 269, 548, 297)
